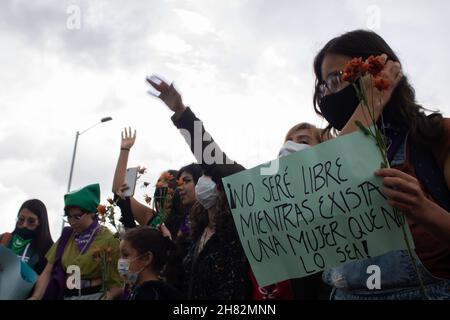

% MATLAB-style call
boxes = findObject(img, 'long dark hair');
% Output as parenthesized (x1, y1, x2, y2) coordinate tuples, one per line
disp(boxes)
(17, 199, 54, 263)
(188, 189, 240, 243)
(176, 163, 203, 185)
(313, 29, 445, 148)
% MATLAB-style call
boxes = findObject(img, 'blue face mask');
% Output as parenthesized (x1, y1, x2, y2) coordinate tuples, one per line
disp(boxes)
(117, 254, 148, 285)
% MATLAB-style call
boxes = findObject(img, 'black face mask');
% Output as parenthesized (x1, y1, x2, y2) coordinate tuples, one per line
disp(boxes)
(319, 84, 361, 131)
(14, 226, 39, 240)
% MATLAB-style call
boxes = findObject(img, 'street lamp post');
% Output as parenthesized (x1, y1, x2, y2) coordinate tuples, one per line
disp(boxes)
(62, 117, 113, 231)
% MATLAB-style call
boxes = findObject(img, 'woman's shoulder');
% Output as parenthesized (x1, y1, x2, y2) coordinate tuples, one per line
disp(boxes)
(96, 226, 120, 244)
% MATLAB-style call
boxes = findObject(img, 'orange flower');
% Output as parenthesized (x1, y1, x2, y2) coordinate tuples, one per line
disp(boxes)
(374, 77, 390, 91)
(342, 57, 369, 83)
(366, 55, 385, 77)
(159, 171, 173, 182)
(97, 205, 107, 215)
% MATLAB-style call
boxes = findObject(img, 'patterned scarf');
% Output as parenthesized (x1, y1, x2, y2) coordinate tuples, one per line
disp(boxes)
(74, 219, 99, 253)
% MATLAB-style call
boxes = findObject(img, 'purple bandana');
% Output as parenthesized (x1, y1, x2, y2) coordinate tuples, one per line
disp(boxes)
(179, 212, 191, 236)
(74, 219, 99, 253)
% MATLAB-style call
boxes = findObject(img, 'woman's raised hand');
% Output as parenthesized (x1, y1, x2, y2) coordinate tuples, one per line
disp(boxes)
(146, 75, 186, 113)
(121, 127, 136, 150)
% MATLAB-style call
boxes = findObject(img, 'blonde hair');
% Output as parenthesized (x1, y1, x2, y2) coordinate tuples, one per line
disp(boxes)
(284, 122, 332, 143)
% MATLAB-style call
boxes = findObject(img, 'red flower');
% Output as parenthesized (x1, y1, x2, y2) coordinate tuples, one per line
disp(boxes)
(374, 77, 390, 91)
(97, 205, 107, 215)
(342, 57, 369, 83)
(366, 55, 385, 77)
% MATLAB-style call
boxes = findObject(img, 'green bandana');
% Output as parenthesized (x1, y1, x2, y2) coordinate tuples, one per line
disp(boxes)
(10, 233, 32, 255)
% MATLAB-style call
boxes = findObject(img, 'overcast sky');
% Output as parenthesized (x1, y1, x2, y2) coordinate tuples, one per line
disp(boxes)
(1, 0, 449, 239)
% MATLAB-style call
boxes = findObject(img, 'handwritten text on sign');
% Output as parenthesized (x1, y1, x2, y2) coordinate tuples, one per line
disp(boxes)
(222, 130, 414, 287)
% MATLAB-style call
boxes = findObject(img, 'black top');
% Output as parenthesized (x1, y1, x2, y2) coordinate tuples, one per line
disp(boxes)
(172, 107, 330, 300)
(171, 107, 245, 186)
(130, 280, 182, 300)
(183, 233, 251, 300)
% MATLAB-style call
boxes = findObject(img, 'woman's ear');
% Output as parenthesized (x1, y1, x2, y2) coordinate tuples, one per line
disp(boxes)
(142, 252, 153, 268)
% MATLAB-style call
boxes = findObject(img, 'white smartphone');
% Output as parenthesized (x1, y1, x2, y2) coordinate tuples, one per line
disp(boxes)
(124, 167, 139, 197)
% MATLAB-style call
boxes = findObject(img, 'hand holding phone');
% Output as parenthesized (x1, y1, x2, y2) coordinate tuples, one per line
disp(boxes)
(123, 167, 138, 197)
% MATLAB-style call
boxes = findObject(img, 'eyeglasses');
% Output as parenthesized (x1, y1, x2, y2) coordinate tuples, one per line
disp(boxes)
(64, 212, 87, 223)
(318, 70, 344, 99)
(17, 216, 39, 227)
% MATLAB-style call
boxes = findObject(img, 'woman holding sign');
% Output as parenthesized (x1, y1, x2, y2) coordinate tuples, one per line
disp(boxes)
(313, 29, 450, 299)
(146, 76, 335, 300)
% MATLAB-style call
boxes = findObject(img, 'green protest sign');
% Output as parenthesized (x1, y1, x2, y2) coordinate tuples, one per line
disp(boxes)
(222, 130, 414, 287)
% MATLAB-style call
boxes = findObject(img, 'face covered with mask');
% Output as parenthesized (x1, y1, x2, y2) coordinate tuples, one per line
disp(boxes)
(14, 208, 40, 240)
(118, 240, 152, 286)
(195, 175, 218, 210)
(319, 84, 360, 131)
(278, 140, 310, 157)
(318, 53, 362, 131)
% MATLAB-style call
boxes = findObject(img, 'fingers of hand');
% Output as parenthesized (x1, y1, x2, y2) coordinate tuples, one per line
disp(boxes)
(382, 176, 421, 196)
(146, 75, 169, 91)
(383, 186, 416, 207)
(375, 168, 418, 184)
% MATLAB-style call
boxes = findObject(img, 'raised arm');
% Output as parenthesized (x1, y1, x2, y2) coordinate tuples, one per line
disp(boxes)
(112, 128, 136, 193)
(146, 76, 243, 175)
(113, 128, 155, 226)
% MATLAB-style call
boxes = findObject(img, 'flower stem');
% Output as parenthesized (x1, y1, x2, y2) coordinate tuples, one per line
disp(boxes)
(354, 73, 429, 299)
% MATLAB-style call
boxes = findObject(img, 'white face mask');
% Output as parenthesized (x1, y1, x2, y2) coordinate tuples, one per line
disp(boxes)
(117, 255, 146, 285)
(278, 140, 310, 157)
(195, 176, 218, 210)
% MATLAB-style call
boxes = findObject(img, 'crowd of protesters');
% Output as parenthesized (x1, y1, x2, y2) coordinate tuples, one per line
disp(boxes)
(1, 30, 449, 300)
